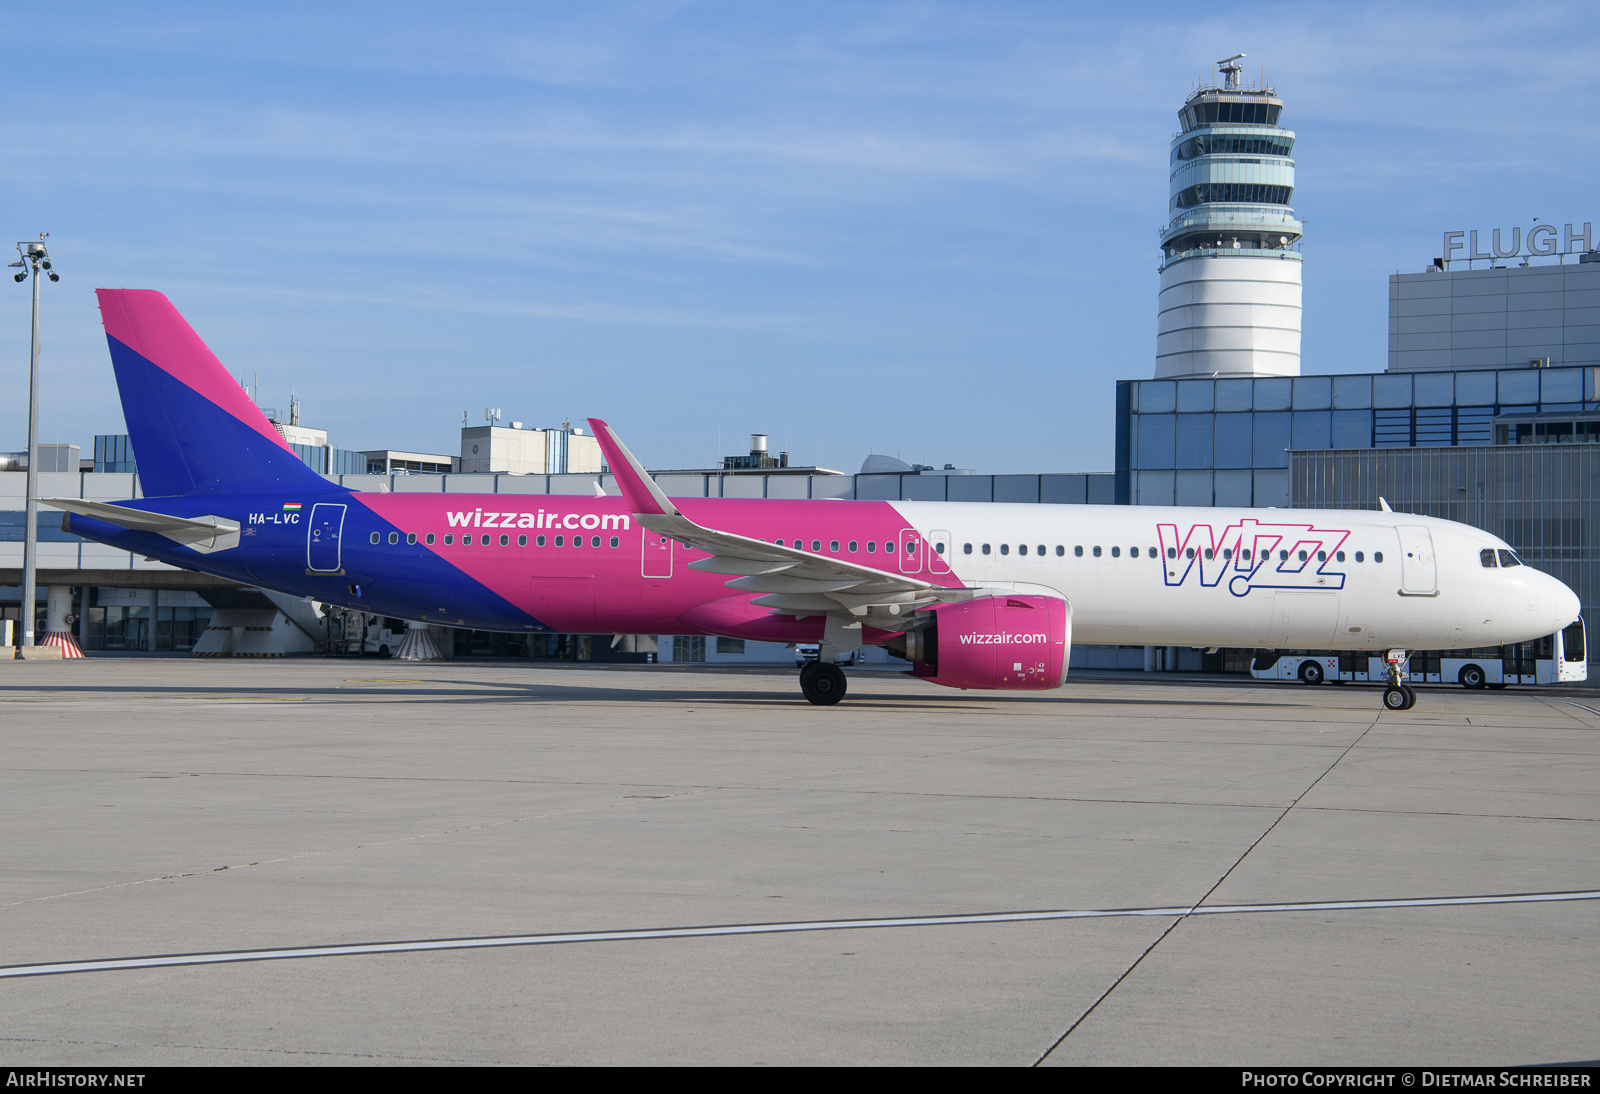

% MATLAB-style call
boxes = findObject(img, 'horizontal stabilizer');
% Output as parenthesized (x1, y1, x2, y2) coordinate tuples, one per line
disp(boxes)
(43, 498, 240, 552)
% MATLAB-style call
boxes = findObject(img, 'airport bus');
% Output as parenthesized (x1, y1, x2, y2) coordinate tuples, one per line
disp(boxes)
(1250, 620, 1588, 689)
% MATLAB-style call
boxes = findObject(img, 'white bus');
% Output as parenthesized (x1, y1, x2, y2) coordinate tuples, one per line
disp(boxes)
(1251, 620, 1588, 689)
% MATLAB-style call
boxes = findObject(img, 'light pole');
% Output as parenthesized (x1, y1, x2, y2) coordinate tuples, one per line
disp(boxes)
(10, 235, 59, 649)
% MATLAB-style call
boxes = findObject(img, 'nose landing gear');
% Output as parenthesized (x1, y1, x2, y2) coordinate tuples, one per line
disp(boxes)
(800, 661, 847, 706)
(1382, 649, 1417, 711)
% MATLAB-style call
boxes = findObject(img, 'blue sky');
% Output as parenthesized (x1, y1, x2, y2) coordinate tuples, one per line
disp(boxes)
(1, 1, 1596, 474)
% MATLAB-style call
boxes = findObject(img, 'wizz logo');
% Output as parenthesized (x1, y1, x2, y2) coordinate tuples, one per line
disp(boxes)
(1157, 519, 1350, 598)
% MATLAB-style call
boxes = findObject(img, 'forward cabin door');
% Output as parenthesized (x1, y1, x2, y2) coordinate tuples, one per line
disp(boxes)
(1396, 525, 1438, 595)
(307, 503, 346, 573)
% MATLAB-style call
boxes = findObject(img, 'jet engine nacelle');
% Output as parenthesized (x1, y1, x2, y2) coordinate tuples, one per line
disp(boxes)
(887, 594, 1071, 691)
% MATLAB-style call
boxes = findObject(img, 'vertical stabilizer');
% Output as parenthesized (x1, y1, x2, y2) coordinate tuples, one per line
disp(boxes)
(96, 289, 334, 497)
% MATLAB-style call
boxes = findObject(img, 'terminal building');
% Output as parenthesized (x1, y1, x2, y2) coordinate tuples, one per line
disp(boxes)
(1117, 60, 1600, 665)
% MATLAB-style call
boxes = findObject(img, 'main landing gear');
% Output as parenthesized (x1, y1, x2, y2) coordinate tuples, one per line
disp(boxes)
(1381, 648, 1417, 711)
(800, 662, 847, 706)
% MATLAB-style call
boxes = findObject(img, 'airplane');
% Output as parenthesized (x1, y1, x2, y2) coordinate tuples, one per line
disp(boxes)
(47, 289, 1583, 711)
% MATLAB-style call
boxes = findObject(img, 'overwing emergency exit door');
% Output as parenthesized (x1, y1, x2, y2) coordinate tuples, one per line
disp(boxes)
(642, 532, 673, 578)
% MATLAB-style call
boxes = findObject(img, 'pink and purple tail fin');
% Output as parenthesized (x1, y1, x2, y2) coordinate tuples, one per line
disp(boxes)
(96, 289, 333, 497)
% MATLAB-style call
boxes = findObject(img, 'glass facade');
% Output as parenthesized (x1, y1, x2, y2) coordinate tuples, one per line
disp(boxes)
(1116, 366, 1600, 506)
(94, 434, 136, 474)
(87, 605, 214, 652)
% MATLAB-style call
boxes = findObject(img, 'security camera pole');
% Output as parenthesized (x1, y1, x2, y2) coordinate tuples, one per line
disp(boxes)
(11, 235, 58, 649)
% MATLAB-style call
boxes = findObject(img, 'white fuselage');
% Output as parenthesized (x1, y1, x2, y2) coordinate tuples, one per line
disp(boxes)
(891, 502, 1579, 652)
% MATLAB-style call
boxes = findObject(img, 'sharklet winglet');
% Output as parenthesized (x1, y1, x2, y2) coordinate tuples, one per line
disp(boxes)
(587, 418, 677, 519)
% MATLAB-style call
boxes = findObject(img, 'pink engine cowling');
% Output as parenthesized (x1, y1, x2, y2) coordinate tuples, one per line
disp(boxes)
(902, 594, 1071, 690)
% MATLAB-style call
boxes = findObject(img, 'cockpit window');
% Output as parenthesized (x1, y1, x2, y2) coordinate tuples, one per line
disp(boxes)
(1498, 549, 1522, 568)
(1480, 549, 1498, 568)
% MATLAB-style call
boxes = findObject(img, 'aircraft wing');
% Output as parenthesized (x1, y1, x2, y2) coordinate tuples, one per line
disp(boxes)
(588, 418, 961, 619)
(42, 498, 240, 550)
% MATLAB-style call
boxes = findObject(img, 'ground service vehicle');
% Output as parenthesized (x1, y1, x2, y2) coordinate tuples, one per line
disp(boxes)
(1252, 621, 1588, 688)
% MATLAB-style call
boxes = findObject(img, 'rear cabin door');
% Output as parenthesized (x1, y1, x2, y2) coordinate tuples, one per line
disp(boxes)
(307, 503, 347, 573)
(928, 529, 952, 574)
(1396, 525, 1438, 595)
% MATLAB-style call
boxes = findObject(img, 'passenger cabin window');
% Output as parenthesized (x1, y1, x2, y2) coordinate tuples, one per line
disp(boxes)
(831, 540, 840, 552)
(499, 534, 509, 546)
(426, 533, 435, 545)
(407, 533, 417, 545)
(1355, 551, 1363, 562)
(1056, 546, 1065, 556)
(1036, 545, 1045, 556)
(1166, 548, 1177, 559)
(1018, 544, 1027, 556)
(867, 542, 876, 553)
(1131, 547, 1140, 558)
(983, 544, 991, 555)
(1498, 549, 1521, 567)
(1092, 546, 1102, 557)
(935, 543, 945, 555)
(519, 535, 528, 546)
(1074, 546, 1083, 557)
(1110, 546, 1120, 558)
(849, 541, 858, 552)
(444, 534, 454, 545)
(1374, 551, 1384, 563)
(537, 535, 546, 546)
(963, 543, 972, 554)
(369, 532, 380, 544)
(1481, 549, 1498, 567)
(1000, 544, 1010, 555)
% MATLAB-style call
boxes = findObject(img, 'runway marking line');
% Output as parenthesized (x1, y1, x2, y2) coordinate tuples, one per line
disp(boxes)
(2, 888, 1596, 980)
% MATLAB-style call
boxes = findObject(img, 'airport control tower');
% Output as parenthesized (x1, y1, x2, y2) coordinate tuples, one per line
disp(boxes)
(1156, 55, 1303, 378)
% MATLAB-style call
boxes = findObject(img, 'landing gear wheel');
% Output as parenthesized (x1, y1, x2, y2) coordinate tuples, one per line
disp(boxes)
(800, 662, 847, 706)
(1402, 684, 1418, 709)
(1299, 660, 1325, 685)
(1459, 664, 1486, 690)
(1383, 686, 1410, 711)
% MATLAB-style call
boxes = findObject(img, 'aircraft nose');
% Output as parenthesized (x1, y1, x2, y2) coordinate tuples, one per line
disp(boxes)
(1554, 577, 1582, 628)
